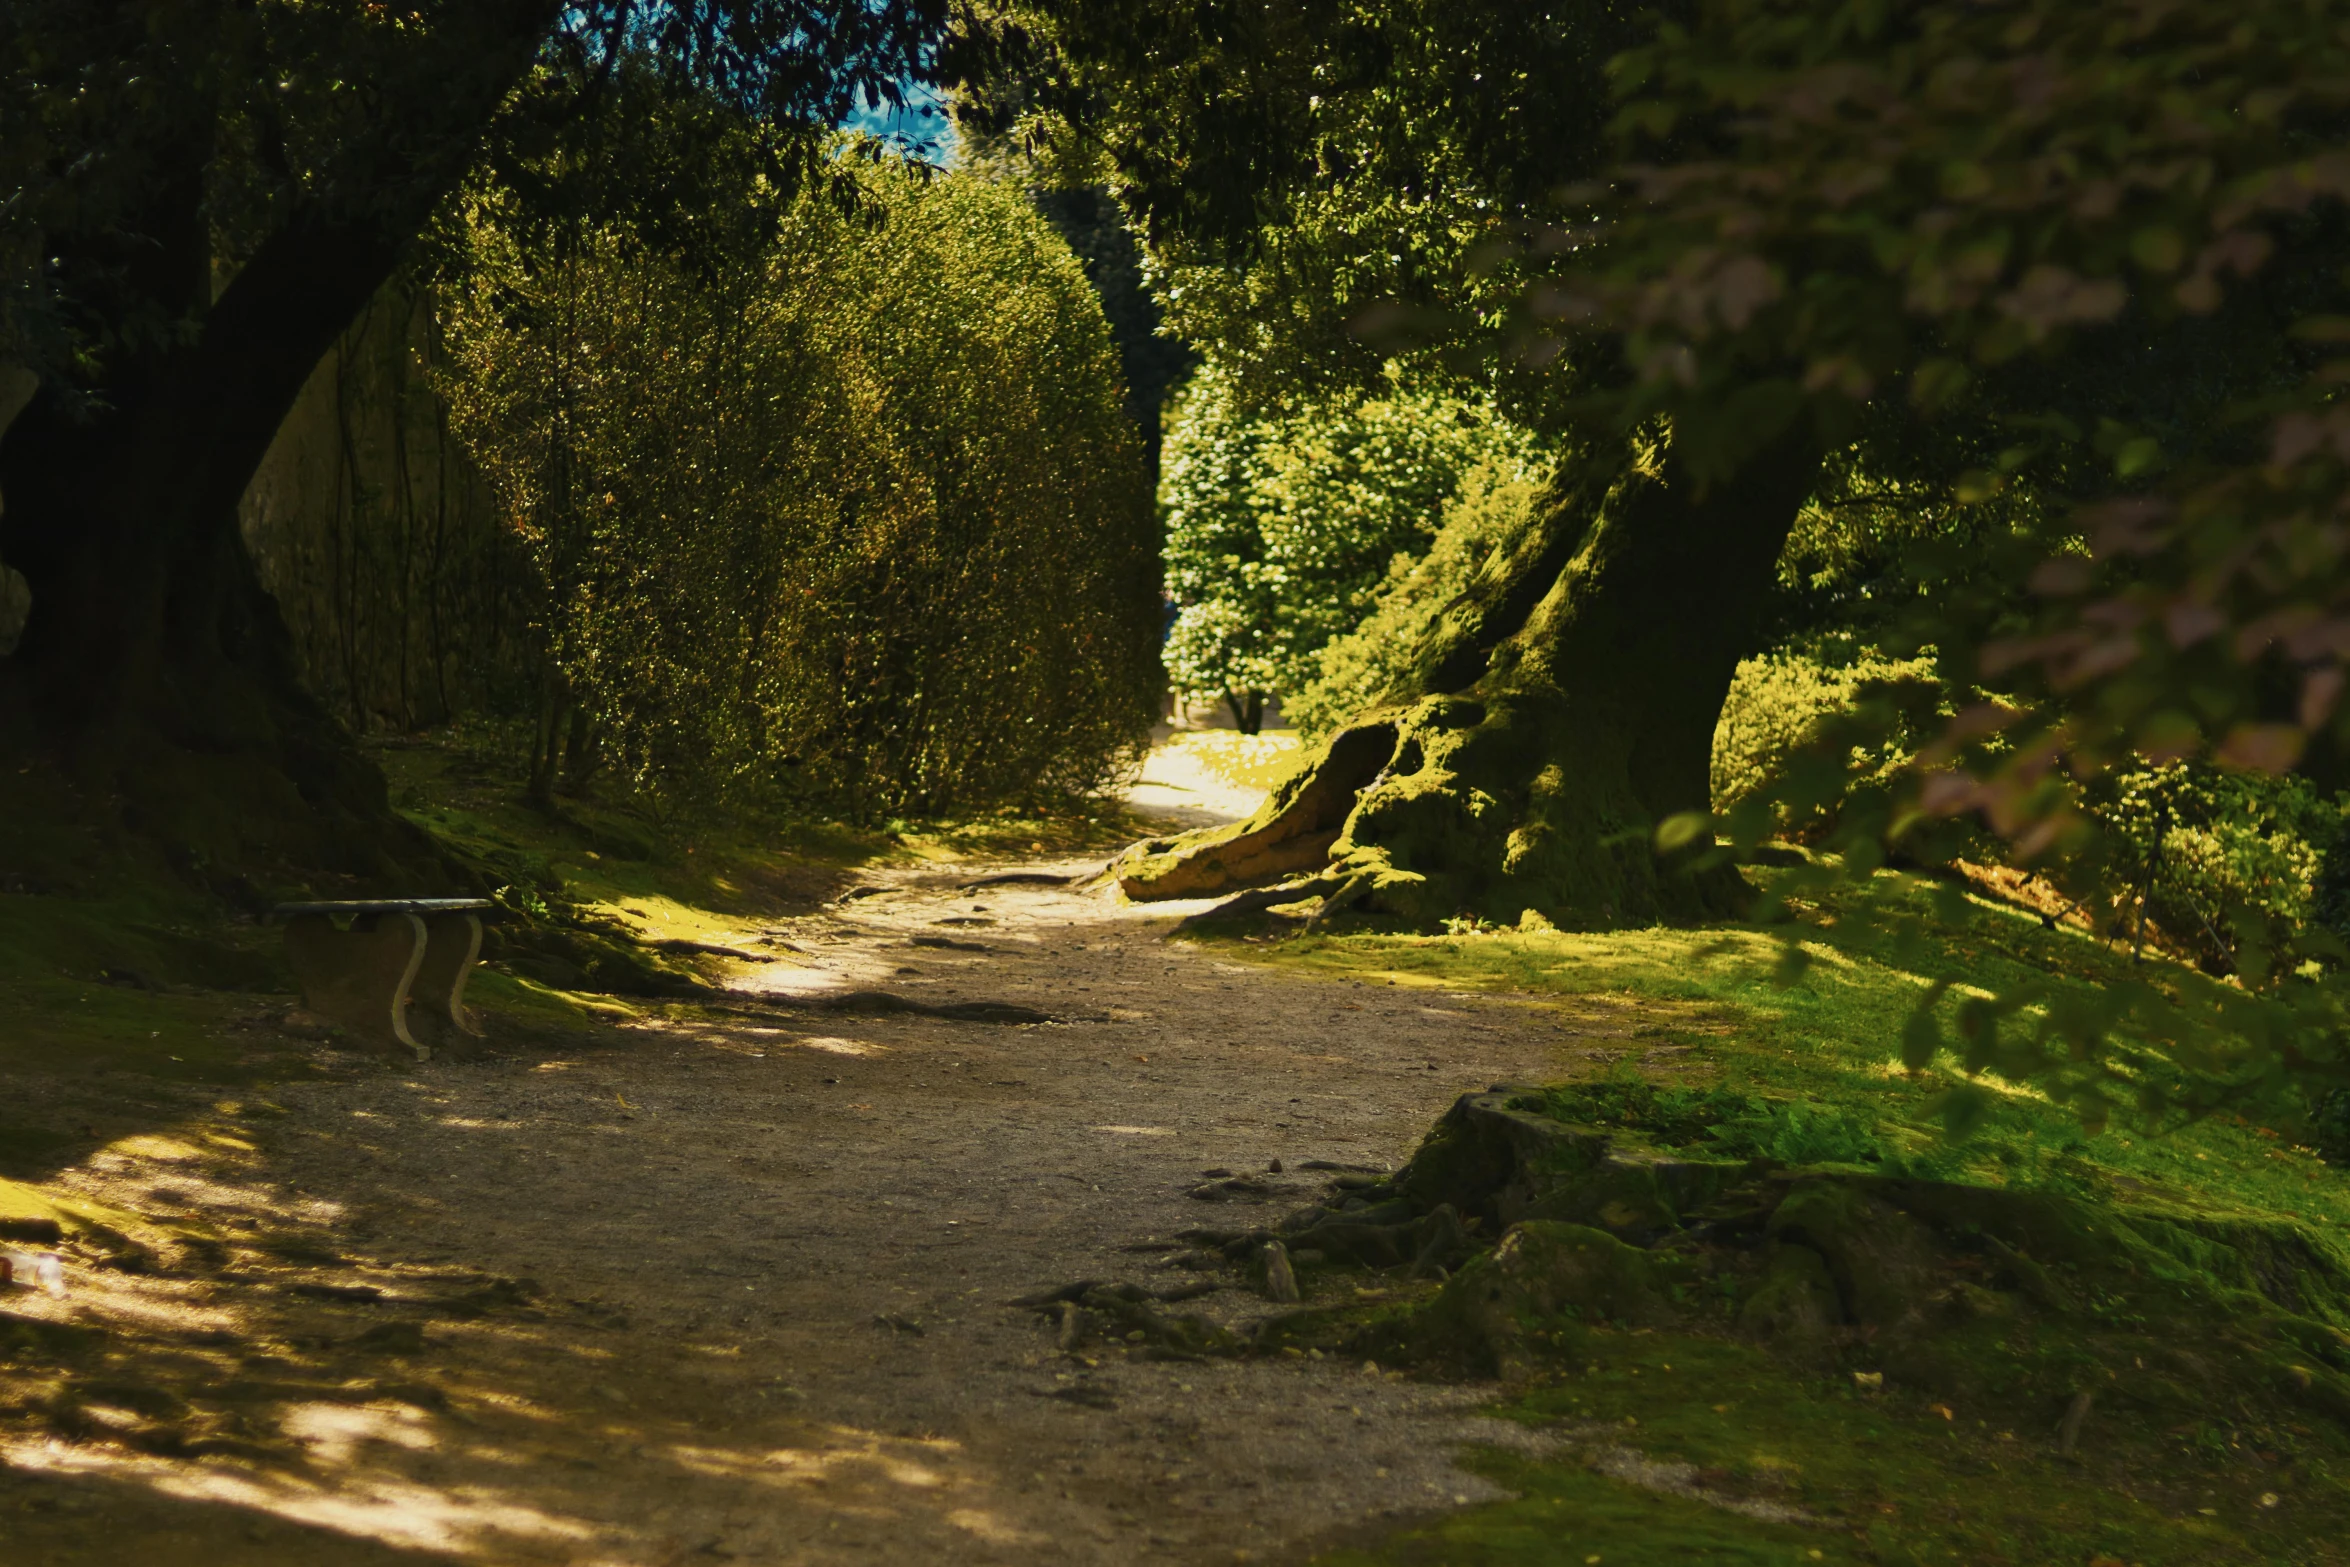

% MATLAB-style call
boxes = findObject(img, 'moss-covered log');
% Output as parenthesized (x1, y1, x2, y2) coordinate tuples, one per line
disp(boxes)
(1117, 425, 1821, 926)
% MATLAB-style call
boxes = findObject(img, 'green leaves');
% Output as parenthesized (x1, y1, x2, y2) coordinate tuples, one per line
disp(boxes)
(436, 151, 1158, 816)
(1899, 992, 1945, 1072)
(1159, 364, 1548, 712)
(1655, 811, 1711, 852)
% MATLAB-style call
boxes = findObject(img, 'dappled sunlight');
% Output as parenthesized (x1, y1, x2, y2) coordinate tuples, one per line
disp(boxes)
(2, 857, 1586, 1563)
(800, 1035, 878, 1056)
(5, 1436, 613, 1559)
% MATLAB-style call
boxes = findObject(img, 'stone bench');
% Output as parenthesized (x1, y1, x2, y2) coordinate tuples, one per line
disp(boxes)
(269, 899, 494, 1062)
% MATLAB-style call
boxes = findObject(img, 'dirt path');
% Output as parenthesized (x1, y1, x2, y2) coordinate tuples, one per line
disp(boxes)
(1, 864, 1608, 1566)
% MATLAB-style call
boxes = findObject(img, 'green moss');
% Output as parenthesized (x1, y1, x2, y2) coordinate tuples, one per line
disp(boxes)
(1305, 1319, 2344, 1566)
(1225, 864, 2350, 1564)
(1231, 867, 2350, 1234)
(1319, 1447, 1851, 1566)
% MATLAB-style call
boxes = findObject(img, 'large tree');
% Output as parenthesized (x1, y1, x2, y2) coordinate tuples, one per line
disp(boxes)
(963, 0, 1826, 923)
(972, 0, 2350, 936)
(0, 1, 944, 888)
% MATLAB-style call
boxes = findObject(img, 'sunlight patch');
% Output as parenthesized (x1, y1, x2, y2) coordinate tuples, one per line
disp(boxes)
(105, 1135, 204, 1163)
(1, 1439, 602, 1557)
(281, 1401, 440, 1464)
(948, 1506, 1050, 1545)
(800, 1036, 876, 1056)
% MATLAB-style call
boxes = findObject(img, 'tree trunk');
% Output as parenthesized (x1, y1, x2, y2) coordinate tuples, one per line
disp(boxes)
(1223, 689, 1266, 735)
(1115, 426, 1822, 927)
(0, 8, 555, 895)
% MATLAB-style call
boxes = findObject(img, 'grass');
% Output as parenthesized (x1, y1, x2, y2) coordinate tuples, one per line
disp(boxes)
(1208, 865, 2350, 1565)
(1241, 869, 2349, 1233)
(1319, 1325, 2309, 1566)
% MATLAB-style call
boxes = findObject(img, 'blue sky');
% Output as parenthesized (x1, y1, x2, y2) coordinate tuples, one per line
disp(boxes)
(841, 77, 956, 164)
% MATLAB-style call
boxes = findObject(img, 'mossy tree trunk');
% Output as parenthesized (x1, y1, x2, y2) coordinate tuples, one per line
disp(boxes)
(1116, 426, 1821, 927)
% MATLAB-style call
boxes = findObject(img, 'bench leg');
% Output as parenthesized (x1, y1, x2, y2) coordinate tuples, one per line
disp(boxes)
(283, 912, 430, 1062)
(410, 912, 485, 1045)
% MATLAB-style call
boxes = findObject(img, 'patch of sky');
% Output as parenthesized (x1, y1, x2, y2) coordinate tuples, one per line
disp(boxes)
(842, 76, 955, 164)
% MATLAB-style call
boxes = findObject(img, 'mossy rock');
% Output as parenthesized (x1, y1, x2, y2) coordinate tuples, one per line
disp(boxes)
(1736, 1242, 1839, 1365)
(1397, 1221, 1690, 1374)
(1319, 1087, 2350, 1442)
(1766, 1178, 1946, 1328)
(1393, 1089, 1611, 1229)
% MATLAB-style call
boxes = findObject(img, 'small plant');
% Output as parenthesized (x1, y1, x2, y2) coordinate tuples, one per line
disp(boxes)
(493, 882, 552, 923)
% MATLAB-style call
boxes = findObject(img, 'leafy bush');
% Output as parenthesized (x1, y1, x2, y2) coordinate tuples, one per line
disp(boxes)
(435, 156, 1159, 817)
(1712, 643, 2350, 978)
(1286, 464, 1547, 740)
(1708, 641, 1937, 822)
(2088, 763, 2349, 978)
(1160, 364, 1547, 729)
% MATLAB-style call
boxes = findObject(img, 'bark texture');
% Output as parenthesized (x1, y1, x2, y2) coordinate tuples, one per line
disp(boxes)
(1117, 426, 1821, 926)
(0, 7, 555, 894)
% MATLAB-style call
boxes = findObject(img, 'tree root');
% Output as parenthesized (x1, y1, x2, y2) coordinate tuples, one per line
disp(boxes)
(1114, 722, 1396, 903)
(1171, 876, 1343, 931)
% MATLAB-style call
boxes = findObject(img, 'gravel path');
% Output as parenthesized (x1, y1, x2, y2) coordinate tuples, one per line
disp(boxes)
(4, 865, 1606, 1565)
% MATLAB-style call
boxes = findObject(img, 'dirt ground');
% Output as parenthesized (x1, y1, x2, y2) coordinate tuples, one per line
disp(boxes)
(0, 827, 1668, 1565)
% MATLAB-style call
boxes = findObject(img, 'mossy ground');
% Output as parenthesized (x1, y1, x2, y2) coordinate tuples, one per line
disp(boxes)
(1208, 865, 2350, 1565)
(1318, 1324, 2311, 1565)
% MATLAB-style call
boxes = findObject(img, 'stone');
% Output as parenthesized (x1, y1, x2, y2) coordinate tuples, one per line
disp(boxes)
(1737, 1242, 1841, 1363)
(1260, 1243, 1301, 1303)
(1766, 1178, 1943, 1328)
(1426, 1221, 1677, 1373)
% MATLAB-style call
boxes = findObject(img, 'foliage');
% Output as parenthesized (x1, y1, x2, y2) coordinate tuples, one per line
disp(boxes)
(1287, 464, 1547, 740)
(2087, 762, 2350, 972)
(1712, 642, 2350, 977)
(435, 149, 1159, 817)
(1160, 364, 1547, 727)
(1448, 0, 2350, 1123)
(950, 1, 1645, 407)
(0, 1, 952, 398)
(1708, 640, 1937, 821)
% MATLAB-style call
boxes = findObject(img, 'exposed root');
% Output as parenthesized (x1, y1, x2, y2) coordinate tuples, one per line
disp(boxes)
(1114, 722, 1396, 903)
(1172, 876, 1343, 931)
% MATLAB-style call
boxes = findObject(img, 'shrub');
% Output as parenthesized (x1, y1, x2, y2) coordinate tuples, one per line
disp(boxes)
(435, 157, 1159, 816)
(1160, 364, 1547, 729)
(2090, 763, 2348, 978)
(1286, 464, 1547, 740)
(1708, 641, 1937, 821)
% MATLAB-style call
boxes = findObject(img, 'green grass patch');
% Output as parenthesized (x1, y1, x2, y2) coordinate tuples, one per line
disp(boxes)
(1317, 1324, 2312, 1566)
(1241, 870, 2350, 1238)
(1220, 867, 2350, 1565)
